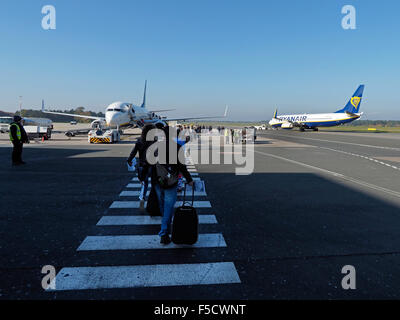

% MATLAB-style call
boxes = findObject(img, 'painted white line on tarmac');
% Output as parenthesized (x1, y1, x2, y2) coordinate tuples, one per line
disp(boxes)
(255, 150, 400, 199)
(270, 133, 400, 151)
(48, 262, 240, 291)
(120, 190, 207, 197)
(77, 233, 226, 251)
(130, 176, 201, 182)
(110, 201, 211, 209)
(97, 215, 218, 226)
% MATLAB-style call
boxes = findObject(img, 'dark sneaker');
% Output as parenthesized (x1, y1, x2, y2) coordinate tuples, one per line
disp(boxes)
(160, 235, 171, 245)
(139, 199, 145, 212)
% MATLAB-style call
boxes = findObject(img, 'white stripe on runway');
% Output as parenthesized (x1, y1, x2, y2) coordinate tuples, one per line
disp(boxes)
(97, 215, 218, 226)
(120, 190, 207, 197)
(48, 262, 240, 291)
(127, 183, 151, 188)
(130, 176, 201, 182)
(77, 233, 226, 251)
(110, 200, 211, 209)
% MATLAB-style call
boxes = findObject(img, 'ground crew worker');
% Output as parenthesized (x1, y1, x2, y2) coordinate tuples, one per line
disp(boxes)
(9, 115, 29, 166)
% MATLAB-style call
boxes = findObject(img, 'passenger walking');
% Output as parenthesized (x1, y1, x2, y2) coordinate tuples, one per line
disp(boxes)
(152, 126, 194, 245)
(9, 115, 29, 166)
(224, 128, 230, 144)
(127, 124, 155, 211)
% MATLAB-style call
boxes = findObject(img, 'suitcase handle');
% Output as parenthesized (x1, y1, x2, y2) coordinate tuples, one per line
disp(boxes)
(183, 182, 195, 206)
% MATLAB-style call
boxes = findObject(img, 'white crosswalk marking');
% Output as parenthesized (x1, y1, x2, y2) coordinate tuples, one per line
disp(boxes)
(50, 156, 240, 292)
(77, 233, 227, 251)
(120, 190, 207, 197)
(97, 215, 218, 226)
(48, 262, 240, 291)
(130, 176, 201, 182)
(110, 200, 212, 209)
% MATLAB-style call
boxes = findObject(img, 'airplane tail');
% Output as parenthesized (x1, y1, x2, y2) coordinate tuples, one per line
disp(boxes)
(335, 85, 365, 114)
(273, 109, 278, 119)
(141, 80, 147, 108)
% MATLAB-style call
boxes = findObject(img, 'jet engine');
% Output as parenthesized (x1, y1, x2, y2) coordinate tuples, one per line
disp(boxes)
(281, 122, 294, 129)
(91, 119, 106, 129)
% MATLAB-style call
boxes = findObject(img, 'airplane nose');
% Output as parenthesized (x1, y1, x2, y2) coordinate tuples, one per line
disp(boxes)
(106, 112, 116, 126)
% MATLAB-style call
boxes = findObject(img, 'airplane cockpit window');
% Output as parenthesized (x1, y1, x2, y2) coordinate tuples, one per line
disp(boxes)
(114, 109, 121, 112)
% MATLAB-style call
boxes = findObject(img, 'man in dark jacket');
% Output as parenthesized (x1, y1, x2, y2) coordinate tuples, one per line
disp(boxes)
(127, 124, 155, 210)
(9, 115, 29, 166)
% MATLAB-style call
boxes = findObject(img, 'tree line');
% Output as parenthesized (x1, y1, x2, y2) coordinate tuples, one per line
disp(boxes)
(344, 120, 400, 127)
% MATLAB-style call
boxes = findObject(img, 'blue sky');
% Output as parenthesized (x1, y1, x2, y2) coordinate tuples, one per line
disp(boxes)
(0, 0, 399, 120)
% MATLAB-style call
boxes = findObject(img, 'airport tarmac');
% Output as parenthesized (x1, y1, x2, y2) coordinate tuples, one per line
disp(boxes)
(1, 129, 400, 299)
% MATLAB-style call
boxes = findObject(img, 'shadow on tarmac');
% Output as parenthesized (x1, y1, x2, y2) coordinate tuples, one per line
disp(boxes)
(1, 145, 400, 299)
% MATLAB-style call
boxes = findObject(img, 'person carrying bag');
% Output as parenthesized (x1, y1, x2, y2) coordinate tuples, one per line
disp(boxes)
(127, 124, 155, 211)
(151, 126, 194, 245)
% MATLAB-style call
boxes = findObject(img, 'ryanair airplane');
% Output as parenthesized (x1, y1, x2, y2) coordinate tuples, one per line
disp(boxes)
(269, 85, 364, 131)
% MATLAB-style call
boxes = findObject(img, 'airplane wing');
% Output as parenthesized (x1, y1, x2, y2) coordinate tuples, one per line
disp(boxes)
(164, 106, 228, 122)
(148, 108, 176, 113)
(41, 100, 104, 121)
(42, 110, 104, 121)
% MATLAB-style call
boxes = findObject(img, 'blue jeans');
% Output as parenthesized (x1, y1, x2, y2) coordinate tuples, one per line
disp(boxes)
(139, 167, 151, 201)
(154, 184, 178, 237)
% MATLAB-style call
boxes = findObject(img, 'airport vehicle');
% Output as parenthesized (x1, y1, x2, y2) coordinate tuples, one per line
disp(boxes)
(0, 116, 53, 139)
(254, 124, 267, 130)
(41, 81, 228, 142)
(0, 117, 13, 133)
(88, 128, 120, 144)
(269, 85, 364, 131)
(70, 121, 77, 125)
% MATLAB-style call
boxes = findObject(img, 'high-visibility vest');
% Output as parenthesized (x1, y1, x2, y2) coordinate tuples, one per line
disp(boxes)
(9, 123, 21, 142)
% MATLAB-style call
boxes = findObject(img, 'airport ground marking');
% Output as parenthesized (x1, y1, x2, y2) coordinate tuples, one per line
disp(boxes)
(110, 200, 212, 209)
(47, 262, 240, 291)
(97, 215, 218, 226)
(317, 146, 400, 172)
(255, 150, 400, 199)
(77, 233, 227, 251)
(47, 156, 241, 292)
(270, 133, 400, 152)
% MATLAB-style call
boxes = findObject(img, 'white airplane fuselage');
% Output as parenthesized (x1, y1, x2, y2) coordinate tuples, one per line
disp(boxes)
(269, 112, 361, 129)
(104, 101, 163, 129)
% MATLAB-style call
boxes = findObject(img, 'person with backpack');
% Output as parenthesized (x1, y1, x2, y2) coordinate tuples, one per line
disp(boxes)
(127, 124, 155, 211)
(151, 126, 194, 245)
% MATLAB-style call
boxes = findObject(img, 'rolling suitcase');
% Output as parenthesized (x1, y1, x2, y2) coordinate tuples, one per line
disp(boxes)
(171, 184, 198, 245)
